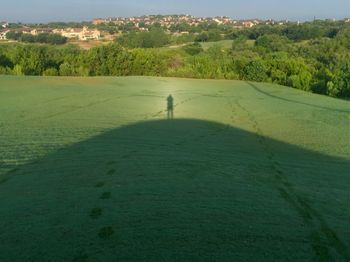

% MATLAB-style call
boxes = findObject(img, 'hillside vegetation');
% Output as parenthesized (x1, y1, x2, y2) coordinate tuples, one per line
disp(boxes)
(1, 21, 350, 98)
(0, 76, 349, 261)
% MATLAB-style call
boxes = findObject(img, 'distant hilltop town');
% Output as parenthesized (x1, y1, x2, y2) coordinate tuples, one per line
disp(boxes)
(1, 15, 350, 42)
(92, 14, 287, 29)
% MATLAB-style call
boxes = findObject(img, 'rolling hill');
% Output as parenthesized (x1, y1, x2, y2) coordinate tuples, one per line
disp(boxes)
(0, 76, 349, 261)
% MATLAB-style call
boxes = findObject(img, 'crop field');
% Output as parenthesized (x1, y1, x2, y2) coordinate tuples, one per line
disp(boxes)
(0, 76, 349, 261)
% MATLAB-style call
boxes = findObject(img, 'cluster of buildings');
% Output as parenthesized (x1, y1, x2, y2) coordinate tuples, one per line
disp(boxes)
(0, 22, 9, 40)
(0, 25, 101, 41)
(0, 31, 8, 40)
(92, 15, 268, 30)
(0, 21, 9, 40)
(1, 21, 9, 28)
(93, 15, 235, 28)
(1, 16, 350, 42)
(0, 16, 298, 42)
(52, 27, 101, 41)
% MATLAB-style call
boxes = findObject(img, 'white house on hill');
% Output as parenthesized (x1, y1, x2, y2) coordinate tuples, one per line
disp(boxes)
(0, 22, 9, 28)
(0, 30, 10, 40)
(54, 27, 101, 40)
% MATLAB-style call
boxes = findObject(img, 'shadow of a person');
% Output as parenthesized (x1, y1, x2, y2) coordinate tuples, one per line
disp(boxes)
(167, 95, 174, 119)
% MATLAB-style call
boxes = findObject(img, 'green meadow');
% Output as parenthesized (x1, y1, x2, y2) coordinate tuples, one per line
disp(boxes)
(200, 39, 255, 50)
(0, 76, 349, 261)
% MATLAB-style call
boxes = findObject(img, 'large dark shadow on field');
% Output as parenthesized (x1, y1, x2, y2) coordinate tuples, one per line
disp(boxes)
(1, 119, 349, 261)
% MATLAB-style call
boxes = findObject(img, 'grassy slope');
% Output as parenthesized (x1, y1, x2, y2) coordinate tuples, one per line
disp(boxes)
(200, 40, 255, 50)
(200, 40, 234, 50)
(0, 76, 349, 261)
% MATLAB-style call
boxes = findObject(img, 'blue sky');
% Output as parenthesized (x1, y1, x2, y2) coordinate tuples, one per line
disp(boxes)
(1, 0, 349, 23)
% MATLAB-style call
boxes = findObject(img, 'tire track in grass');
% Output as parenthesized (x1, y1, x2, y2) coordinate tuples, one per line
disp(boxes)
(32, 94, 80, 107)
(16, 95, 131, 124)
(27, 98, 116, 122)
(246, 82, 350, 114)
(228, 96, 349, 262)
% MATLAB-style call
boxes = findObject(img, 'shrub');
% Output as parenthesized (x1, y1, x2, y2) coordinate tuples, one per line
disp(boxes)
(43, 68, 59, 76)
(242, 60, 269, 82)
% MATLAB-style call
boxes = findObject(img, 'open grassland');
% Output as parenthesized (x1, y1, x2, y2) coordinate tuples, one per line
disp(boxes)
(200, 39, 255, 50)
(160, 40, 254, 52)
(200, 39, 234, 50)
(0, 76, 349, 261)
(66, 39, 113, 50)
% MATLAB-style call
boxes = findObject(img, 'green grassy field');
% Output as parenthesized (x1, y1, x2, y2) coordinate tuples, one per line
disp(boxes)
(200, 39, 255, 50)
(0, 76, 349, 261)
(200, 40, 234, 50)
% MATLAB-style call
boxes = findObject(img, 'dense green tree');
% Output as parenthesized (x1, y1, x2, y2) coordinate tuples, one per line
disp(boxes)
(208, 29, 222, 42)
(20, 34, 36, 43)
(288, 71, 313, 91)
(85, 43, 133, 75)
(43, 68, 59, 76)
(229, 25, 282, 40)
(183, 42, 204, 55)
(312, 68, 334, 95)
(330, 61, 350, 98)
(335, 28, 350, 49)
(116, 28, 169, 48)
(0, 66, 12, 75)
(12, 64, 24, 75)
(242, 60, 269, 82)
(8, 46, 48, 75)
(44, 34, 67, 45)
(59, 63, 76, 76)
(282, 23, 325, 41)
(173, 33, 196, 44)
(0, 53, 12, 68)
(6, 31, 23, 40)
(255, 34, 291, 52)
(231, 36, 249, 52)
(6, 32, 66, 45)
(195, 32, 209, 42)
(207, 45, 225, 60)
(169, 22, 192, 33)
(131, 49, 167, 76)
(270, 68, 287, 84)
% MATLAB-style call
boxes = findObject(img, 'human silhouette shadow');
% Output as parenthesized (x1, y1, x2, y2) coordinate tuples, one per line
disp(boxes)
(167, 94, 174, 119)
(0, 119, 349, 261)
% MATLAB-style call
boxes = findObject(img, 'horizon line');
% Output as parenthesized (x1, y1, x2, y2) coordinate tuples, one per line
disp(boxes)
(3, 14, 350, 24)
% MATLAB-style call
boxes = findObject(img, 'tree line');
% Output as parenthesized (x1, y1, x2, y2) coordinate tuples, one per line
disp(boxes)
(6, 32, 67, 45)
(0, 21, 349, 98)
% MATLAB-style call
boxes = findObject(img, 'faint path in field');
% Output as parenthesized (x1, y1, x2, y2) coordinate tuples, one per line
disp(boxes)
(247, 82, 350, 114)
(32, 95, 80, 107)
(15, 96, 126, 124)
(15, 92, 204, 124)
(227, 95, 349, 262)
